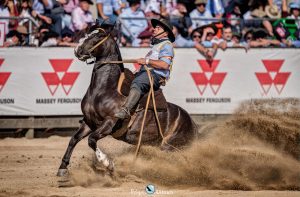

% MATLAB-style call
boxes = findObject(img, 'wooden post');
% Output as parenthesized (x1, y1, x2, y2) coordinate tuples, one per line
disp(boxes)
(25, 117, 34, 139)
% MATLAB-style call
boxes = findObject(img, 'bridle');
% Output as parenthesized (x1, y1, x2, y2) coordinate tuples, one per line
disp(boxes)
(87, 27, 110, 54)
(78, 27, 111, 64)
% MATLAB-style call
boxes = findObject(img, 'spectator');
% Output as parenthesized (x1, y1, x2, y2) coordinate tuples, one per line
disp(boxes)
(40, 30, 59, 47)
(174, 26, 214, 59)
(96, 0, 121, 23)
(170, 2, 193, 38)
(62, 0, 80, 30)
(18, 0, 37, 27)
(200, 23, 217, 45)
(71, 0, 94, 32)
(120, 0, 148, 45)
(58, 27, 77, 47)
(144, 0, 161, 15)
(7, 0, 18, 28)
(16, 25, 29, 46)
(191, 27, 202, 43)
(173, 25, 195, 47)
(0, 0, 9, 34)
(206, 0, 225, 18)
(165, 0, 178, 14)
(43, 0, 66, 37)
(218, 25, 248, 50)
(3, 30, 22, 47)
(64, 0, 79, 14)
(288, 2, 300, 28)
(247, 28, 281, 47)
(243, 0, 274, 36)
(190, 0, 213, 29)
(225, 0, 243, 33)
(137, 29, 152, 47)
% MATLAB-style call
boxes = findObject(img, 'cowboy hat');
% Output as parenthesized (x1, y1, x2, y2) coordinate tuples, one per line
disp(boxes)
(16, 25, 28, 35)
(151, 18, 175, 42)
(265, 5, 281, 19)
(289, 2, 300, 10)
(251, 8, 267, 18)
(79, 0, 93, 5)
(194, 0, 207, 5)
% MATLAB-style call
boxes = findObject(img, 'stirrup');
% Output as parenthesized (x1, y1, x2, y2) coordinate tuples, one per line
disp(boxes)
(114, 108, 131, 119)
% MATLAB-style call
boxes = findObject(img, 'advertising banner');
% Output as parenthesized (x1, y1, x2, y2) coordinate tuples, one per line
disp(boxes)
(0, 48, 299, 115)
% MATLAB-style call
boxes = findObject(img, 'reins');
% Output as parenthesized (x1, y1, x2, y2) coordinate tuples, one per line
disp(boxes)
(134, 66, 180, 158)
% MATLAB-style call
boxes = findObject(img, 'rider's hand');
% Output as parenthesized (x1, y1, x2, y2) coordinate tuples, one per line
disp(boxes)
(136, 58, 146, 65)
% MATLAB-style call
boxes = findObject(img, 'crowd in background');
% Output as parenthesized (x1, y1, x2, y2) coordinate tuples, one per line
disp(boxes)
(0, 0, 300, 49)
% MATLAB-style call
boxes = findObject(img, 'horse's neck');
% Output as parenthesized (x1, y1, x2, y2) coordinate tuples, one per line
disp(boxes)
(92, 64, 120, 90)
(90, 43, 123, 93)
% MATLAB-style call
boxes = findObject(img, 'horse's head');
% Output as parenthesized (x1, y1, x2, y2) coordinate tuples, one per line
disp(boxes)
(74, 22, 116, 62)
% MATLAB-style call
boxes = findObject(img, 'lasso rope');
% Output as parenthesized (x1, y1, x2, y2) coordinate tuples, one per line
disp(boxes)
(134, 66, 180, 159)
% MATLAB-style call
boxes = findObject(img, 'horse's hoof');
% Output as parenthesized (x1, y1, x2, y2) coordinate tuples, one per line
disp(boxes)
(107, 160, 115, 172)
(57, 168, 68, 177)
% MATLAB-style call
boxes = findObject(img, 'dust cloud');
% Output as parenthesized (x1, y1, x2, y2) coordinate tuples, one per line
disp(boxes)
(69, 98, 300, 190)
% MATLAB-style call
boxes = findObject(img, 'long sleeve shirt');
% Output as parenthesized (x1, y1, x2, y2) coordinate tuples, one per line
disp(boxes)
(120, 7, 148, 39)
(189, 9, 213, 29)
(71, 7, 94, 31)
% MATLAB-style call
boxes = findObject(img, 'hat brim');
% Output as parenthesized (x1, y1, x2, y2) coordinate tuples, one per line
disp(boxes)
(80, 0, 93, 5)
(151, 18, 175, 42)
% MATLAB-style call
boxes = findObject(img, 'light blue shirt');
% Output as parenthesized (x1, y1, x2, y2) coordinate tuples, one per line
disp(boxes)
(154, 42, 174, 78)
(96, 0, 120, 16)
(206, 0, 224, 16)
(189, 9, 213, 29)
(120, 7, 147, 39)
(32, 0, 45, 14)
(175, 34, 195, 48)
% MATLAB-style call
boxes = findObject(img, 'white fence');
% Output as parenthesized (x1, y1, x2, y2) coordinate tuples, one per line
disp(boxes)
(0, 48, 299, 115)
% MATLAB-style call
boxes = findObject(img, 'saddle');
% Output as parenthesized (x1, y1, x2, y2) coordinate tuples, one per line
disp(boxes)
(118, 68, 168, 112)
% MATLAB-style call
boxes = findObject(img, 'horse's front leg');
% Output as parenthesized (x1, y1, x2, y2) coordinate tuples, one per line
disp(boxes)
(88, 119, 115, 171)
(57, 121, 92, 176)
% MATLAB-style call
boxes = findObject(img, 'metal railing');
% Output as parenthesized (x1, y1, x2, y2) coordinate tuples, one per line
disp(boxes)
(0, 16, 39, 44)
(1, 15, 299, 46)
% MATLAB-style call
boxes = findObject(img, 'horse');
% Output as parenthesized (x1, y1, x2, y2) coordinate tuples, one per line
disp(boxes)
(57, 22, 198, 176)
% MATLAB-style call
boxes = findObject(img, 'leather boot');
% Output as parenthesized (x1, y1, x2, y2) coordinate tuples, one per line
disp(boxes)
(114, 88, 141, 119)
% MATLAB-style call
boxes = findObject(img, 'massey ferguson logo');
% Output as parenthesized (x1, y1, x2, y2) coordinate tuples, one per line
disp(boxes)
(191, 60, 226, 95)
(187, 60, 230, 104)
(255, 60, 291, 95)
(42, 59, 79, 95)
(0, 58, 11, 93)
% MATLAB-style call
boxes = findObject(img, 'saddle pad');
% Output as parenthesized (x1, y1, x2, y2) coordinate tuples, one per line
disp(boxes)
(120, 69, 168, 112)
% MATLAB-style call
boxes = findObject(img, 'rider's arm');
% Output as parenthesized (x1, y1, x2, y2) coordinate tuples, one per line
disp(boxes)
(136, 58, 171, 70)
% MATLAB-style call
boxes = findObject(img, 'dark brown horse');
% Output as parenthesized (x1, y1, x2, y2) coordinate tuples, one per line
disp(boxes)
(57, 23, 198, 176)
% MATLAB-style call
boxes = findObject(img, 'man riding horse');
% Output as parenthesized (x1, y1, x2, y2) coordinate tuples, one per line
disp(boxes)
(115, 18, 175, 119)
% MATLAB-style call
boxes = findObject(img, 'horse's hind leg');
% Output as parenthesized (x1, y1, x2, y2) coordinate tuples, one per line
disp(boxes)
(57, 121, 91, 176)
(88, 119, 114, 171)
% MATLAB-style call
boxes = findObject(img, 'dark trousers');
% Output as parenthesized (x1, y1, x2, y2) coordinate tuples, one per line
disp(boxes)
(131, 70, 161, 95)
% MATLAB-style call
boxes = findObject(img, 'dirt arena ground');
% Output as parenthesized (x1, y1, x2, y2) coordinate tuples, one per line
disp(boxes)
(0, 99, 299, 197)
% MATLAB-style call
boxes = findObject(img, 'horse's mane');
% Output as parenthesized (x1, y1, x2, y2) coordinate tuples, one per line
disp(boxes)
(73, 22, 119, 43)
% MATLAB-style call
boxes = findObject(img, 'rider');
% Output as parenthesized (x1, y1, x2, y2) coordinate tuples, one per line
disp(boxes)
(114, 18, 175, 119)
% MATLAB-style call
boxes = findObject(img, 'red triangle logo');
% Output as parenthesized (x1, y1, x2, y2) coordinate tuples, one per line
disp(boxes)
(197, 60, 220, 72)
(0, 59, 4, 68)
(61, 72, 79, 95)
(41, 73, 60, 95)
(49, 59, 73, 72)
(209, 73, 227, 95)
(262, 60, 284, 72)
(273, 72, 290, 94)
(0, 72, 11, 93)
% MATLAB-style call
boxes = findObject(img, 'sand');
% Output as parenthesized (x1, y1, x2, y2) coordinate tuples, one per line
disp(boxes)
(0, 98, 299, 197)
